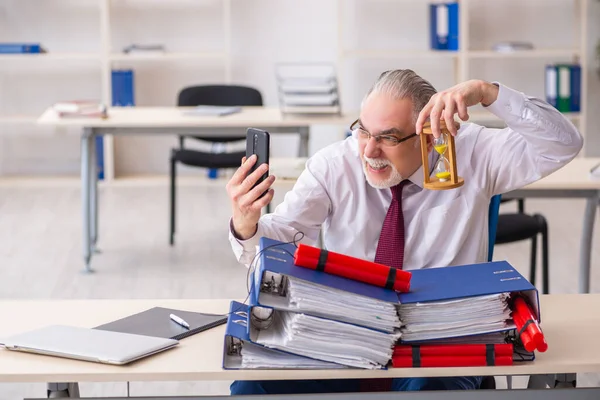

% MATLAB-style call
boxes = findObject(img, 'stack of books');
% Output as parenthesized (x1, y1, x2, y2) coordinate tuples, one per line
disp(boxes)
(52, 101, 107, 119)
(222, 237, 542, 370)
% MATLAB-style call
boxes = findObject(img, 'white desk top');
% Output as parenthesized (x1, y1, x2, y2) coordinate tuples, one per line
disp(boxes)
(37, 107, 354, 128)
(0, 294, 598, 383)
(272, 157, 600, 190)
(521, 157, 600, 190)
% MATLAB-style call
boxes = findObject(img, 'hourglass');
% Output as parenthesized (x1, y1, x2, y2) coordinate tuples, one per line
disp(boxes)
(419, 120, 464, 190)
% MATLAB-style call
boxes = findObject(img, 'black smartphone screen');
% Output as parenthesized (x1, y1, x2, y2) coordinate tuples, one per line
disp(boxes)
(245, 128, 270, 192)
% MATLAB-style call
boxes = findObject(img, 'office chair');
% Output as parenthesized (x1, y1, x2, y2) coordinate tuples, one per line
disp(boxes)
(359, 195, 503, 393)
(493, 198, 549, 294)
(170, 85, 263, 245)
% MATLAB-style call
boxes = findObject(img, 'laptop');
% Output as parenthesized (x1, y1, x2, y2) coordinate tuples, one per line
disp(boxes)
(0, 325, 179, 365)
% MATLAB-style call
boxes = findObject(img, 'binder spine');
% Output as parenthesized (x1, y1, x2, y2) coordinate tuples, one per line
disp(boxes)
(569, 64, 581, 112)
(430, 4, 448, 50)
(447, 2, 459, 51)
(557, 65, 571, 112)
(545, 65, 558, 108)
(0, 43, 42, 53)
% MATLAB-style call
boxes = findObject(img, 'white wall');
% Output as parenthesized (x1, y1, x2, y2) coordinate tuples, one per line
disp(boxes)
(0, 0, 597, 177)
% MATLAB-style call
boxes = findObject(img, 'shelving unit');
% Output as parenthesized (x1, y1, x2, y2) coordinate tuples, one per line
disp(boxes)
(0, 0, 593, 179)
(336, 0, 588, 138)
(0, 0, 232, 180)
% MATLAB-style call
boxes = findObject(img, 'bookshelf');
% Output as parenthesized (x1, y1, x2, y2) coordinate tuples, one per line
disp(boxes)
(336, 0, 588, 136)
(0, 0, 593, 179)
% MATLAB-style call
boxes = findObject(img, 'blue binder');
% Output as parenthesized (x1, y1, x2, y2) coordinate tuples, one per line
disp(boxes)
(569, 64, 581, 112)
(447, 2, 459, 51)
(429, 3, 459, 51)
(545, 65, 558, 109)
(250, 237, 540, 325)
(222, 300, 343, 369)
(429, 4, 449, 50)
(0, 43, 42, 53)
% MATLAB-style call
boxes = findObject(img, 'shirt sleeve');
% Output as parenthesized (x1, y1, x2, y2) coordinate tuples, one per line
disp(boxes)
(228, 154, 332, 266)
(471, 82, 584, 196)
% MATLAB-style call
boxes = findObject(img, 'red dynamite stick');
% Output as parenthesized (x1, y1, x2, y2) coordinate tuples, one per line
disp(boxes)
(393, 344, 513, 358)
(392, 355, 513, 368)
(294, 251, 410, 291)
(293, 244, 411, 292)
(295, 244, 412, 282)
(513, 297, 546, 350)
(512, 312, 537, 352)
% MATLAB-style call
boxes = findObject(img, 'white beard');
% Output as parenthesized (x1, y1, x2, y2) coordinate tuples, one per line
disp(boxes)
(362, 156, 404, 189)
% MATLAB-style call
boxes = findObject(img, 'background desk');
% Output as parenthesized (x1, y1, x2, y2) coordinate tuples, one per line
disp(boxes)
(37, 107, 353, 272)
(503, 157, 600, 293)
(0, 295, 599, 398)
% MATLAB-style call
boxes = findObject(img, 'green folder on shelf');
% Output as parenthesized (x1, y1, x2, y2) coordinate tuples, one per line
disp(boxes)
(556, 64, 571, 113)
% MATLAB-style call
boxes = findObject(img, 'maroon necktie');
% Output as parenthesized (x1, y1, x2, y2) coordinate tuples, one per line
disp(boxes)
(374, 180, 408, 269)
(358, 181, 408, 393)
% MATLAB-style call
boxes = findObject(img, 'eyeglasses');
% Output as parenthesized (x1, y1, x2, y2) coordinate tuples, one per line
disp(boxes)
(350, 119, 417, 147)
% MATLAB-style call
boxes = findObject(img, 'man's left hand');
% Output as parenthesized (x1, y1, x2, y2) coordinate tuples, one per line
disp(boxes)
(416, 79, 499, 138)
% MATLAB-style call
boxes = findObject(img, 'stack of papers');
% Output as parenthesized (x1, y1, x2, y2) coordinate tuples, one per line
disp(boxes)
(252, 309, 401, 369)
(590, 163, 600, 180)
(275, 63, 341, 114)
(259, 272, 401, 333)
(181, 105, 241, 117)
(399, 293, 513, 342)
(53, 101, 107, 118)
(239, 339, 345, 369)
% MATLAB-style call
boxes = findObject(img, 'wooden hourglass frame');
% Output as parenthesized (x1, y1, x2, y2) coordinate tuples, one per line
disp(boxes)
(419, 119, 464, 190)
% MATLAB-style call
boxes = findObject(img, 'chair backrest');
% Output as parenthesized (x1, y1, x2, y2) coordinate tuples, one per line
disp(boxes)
(177, 85, 263, 107)
(487, 194, 502, 261)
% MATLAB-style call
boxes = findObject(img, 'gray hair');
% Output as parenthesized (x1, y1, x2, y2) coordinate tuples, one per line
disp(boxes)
(361, 69, 438, 123)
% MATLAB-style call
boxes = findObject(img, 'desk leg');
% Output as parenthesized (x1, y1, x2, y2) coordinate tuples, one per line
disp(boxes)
(579, 193, 598, 293)
(298, 127, 309, 157)
(90, 130, 100, 254)
(47, 383, 80, 398)
(553, 373, 577, 388)
(527, 373, 577, 389)
(81, 130, 93, 273)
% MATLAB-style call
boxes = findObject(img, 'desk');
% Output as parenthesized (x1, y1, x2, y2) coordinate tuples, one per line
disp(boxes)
(502, 157, 600, 294)
(270, 157, 600, 294)
(0, 295, 599, 399)
(37, 107, 353, 272)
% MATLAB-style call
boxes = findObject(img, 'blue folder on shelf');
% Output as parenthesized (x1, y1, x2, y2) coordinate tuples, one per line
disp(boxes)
(249, 237, 540, 335)
(222, 300, 344, 370)
(429, 2, 459, 51)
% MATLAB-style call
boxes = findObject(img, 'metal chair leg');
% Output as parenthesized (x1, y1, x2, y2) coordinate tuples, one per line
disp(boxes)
(538, 216, 549, 294)
(170, 155, 176, 246)
(530, 235, 538, 287)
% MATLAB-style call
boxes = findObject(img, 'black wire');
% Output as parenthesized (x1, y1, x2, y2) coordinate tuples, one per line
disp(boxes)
(213, 231, 306, 320)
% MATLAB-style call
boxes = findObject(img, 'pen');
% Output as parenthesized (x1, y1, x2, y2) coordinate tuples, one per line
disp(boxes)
(170, 313, 190, 329)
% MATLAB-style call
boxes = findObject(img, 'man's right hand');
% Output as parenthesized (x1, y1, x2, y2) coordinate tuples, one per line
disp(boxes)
(226, 154, 276, 240)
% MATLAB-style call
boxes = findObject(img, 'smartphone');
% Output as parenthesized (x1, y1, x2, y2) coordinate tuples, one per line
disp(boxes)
(245, 128, 270, 193)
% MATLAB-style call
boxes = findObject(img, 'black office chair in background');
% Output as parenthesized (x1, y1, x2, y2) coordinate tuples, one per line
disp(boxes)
(494, 198, 549, 294)
(170, 85, 263, 245)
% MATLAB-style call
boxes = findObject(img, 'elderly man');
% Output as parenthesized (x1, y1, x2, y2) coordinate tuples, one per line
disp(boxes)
(225, 70, 583, 394)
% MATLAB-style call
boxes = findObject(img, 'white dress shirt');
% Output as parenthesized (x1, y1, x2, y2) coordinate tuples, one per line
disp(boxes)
(228, 83, 583, 269)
